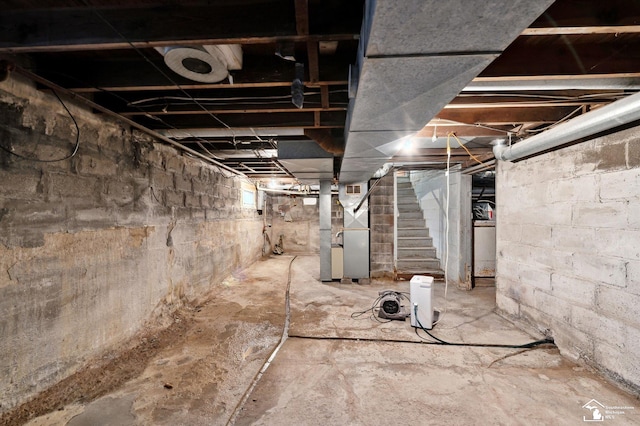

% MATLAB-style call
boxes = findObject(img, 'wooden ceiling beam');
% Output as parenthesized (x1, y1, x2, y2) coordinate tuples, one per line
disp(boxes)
(481, 40, 640, 77)
(33, 53, 352, 92)
(119, 106, 346, 116)
(0, 3, 361, 53)
(295, 0, 310, 36)
(416, 125, 509, 138)
(67, 80, 348, 93)
(436, 106, 581, 125)
(0, 34, 360, 54)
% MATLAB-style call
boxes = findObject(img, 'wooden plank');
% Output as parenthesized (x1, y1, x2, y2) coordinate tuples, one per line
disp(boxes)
(436, 106, 581, 125)
(0, 34, 359, 53)
(294, 0, 310, 36)
(521, 25, 640, 36)
(34, 52, 351, 92)
(314, 111, 321, 127)
(321, 84, 330, 108)
(120, 107, 346, 116)
(481, 39, 640, 77)
(307, 41, 320, 83)
(416, 125, 508, 138)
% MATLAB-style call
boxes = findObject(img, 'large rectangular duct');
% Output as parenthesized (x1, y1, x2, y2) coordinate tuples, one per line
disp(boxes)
(340, 0, 555, 184)
(278, 140, 333, 183)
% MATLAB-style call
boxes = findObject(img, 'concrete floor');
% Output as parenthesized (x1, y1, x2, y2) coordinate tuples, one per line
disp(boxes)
(26, 255, 638, 425)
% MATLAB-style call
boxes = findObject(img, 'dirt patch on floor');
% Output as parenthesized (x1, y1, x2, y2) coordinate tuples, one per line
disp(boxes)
(3, 256, 292, 426)
(0, 304, 195, 426)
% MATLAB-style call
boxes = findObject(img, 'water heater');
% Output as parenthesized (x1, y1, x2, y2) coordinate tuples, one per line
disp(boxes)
(410, 275, 434, 329)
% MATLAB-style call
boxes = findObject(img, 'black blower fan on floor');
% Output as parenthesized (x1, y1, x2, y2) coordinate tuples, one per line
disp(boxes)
(377, 290, 409, 320)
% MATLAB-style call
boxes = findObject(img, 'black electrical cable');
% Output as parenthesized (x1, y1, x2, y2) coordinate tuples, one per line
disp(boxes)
(0, 90, 80, 162)
(413, 305, 554, 349)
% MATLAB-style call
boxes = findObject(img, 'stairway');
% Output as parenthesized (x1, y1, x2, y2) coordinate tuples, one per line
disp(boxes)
(396, 177, 444, 279)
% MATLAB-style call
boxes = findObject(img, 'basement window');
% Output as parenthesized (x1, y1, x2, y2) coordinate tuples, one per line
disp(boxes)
(242, 189, 256, 207)
(346, 184, 361, 194)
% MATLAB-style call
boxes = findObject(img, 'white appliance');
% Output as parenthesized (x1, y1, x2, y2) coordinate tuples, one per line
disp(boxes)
(410, 275, 434, 329)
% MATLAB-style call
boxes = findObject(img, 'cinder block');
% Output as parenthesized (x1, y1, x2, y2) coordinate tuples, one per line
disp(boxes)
(571, 253, 627, 287)
(164, 190, 184, 207)
(519, 305, 553, 333)
(104, 179, 134, 206)
(185, 193, 199, 208)
(496, 223, 521, 242)
(550, 273, 597, 307)
(527, 246, 560, 270)
(599, 169, 640, 200)
(192, 178, 210, 195)
(593, 228, 640, 260)
(593, 342, 627, 383)
(183, 162, 201, 179)
(76, 153, 117, 177)
(627, 260, 640, 295)
(164, 154, 183, 172)
(495, 258, 520, 281)
(571, 304, 626, 348)
(49, 173, 98, 200)
(72, 207, 114, 231)
(519, 266, 551, 291)
(550, 226, 594, 252)
(549, 323, 594, 362)
(150, 167, 173, 190)
(595, 141, 627, 171)
(629, 202, 640, 230)
(520, 224, 552, 247)
(534, 290, 571, 324)
(549, 175, 597, 203)
(0, 170, 42, 198)
(174, 174, 192, 192)
(572, 201, 627, 228)
(596, 286, 640, 327)
(497, 242, 529, 263)
(625, 326, 640, 378)
(495, 292, 520, 317)
(628, 140, 640, 168)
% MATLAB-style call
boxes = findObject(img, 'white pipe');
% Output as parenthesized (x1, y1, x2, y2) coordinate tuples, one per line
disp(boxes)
(258, 187, 310, 195)
(493, 91, 640, 162)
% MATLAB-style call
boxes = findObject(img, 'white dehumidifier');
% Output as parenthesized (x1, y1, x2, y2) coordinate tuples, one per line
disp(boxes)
(410, 275, 433, 329)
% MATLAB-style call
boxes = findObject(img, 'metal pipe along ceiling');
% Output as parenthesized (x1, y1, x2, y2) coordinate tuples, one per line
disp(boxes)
(493, 90, 640, 162)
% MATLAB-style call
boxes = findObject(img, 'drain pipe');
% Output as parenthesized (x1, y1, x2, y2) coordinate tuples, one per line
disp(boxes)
(493, 90, 640, 162)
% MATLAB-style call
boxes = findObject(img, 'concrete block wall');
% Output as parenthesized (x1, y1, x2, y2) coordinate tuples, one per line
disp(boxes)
(266, 194, 320, 253)
(411, 169, 472, 286)
(495, 128, 640, 391)
(0, 75, 263, 412)
(369, 175, 394, 278)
